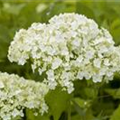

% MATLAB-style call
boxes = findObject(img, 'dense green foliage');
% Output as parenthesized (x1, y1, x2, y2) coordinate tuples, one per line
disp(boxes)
(0, 0, 120, 120)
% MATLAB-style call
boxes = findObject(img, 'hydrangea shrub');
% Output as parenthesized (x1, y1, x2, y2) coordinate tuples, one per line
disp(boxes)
(0, 13, 120, 120)
(0, 72, 48, 120)
(8, 13, 120, 93)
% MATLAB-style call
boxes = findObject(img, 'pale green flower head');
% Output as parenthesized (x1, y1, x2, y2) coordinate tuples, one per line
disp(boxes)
(0, 72, 49, 120)
(8, 13, 120, 93)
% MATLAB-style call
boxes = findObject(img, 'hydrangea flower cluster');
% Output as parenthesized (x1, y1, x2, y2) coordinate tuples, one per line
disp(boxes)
(8, 13, 120, 93)
(0, 72, 48, 120)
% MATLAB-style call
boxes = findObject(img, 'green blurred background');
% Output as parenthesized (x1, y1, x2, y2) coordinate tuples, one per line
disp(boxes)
(0, 0, 120, 120)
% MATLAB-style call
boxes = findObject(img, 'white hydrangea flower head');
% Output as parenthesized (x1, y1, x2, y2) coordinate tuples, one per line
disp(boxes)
(0, 72, 49, 120)
(8, 13, 120, 93)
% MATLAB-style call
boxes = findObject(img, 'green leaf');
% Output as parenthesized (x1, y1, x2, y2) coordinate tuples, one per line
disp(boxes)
(46, 87, 72, 120)
(76, 2, 95, 19)
(110, 105, 120, 120)
(73, 98, 89, 108)
(110, 19, 120, 45)
(105, 89, 120, 99)
(84, 88, 98, 99)
(71, 114, 82, 120)
(26, 109, 49, 120)
(72, 99, 94, 120)
(3, 3, 25, 15)
(84, 109, 95, 120)
(72, 99, 85, 116)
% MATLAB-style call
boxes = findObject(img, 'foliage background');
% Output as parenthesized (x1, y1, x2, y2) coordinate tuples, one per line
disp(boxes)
(0, 0, 120, 120)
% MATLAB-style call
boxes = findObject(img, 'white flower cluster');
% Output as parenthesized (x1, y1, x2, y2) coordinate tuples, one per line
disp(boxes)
(0, 72, 48, 120)
(8, 13, 120, 93)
